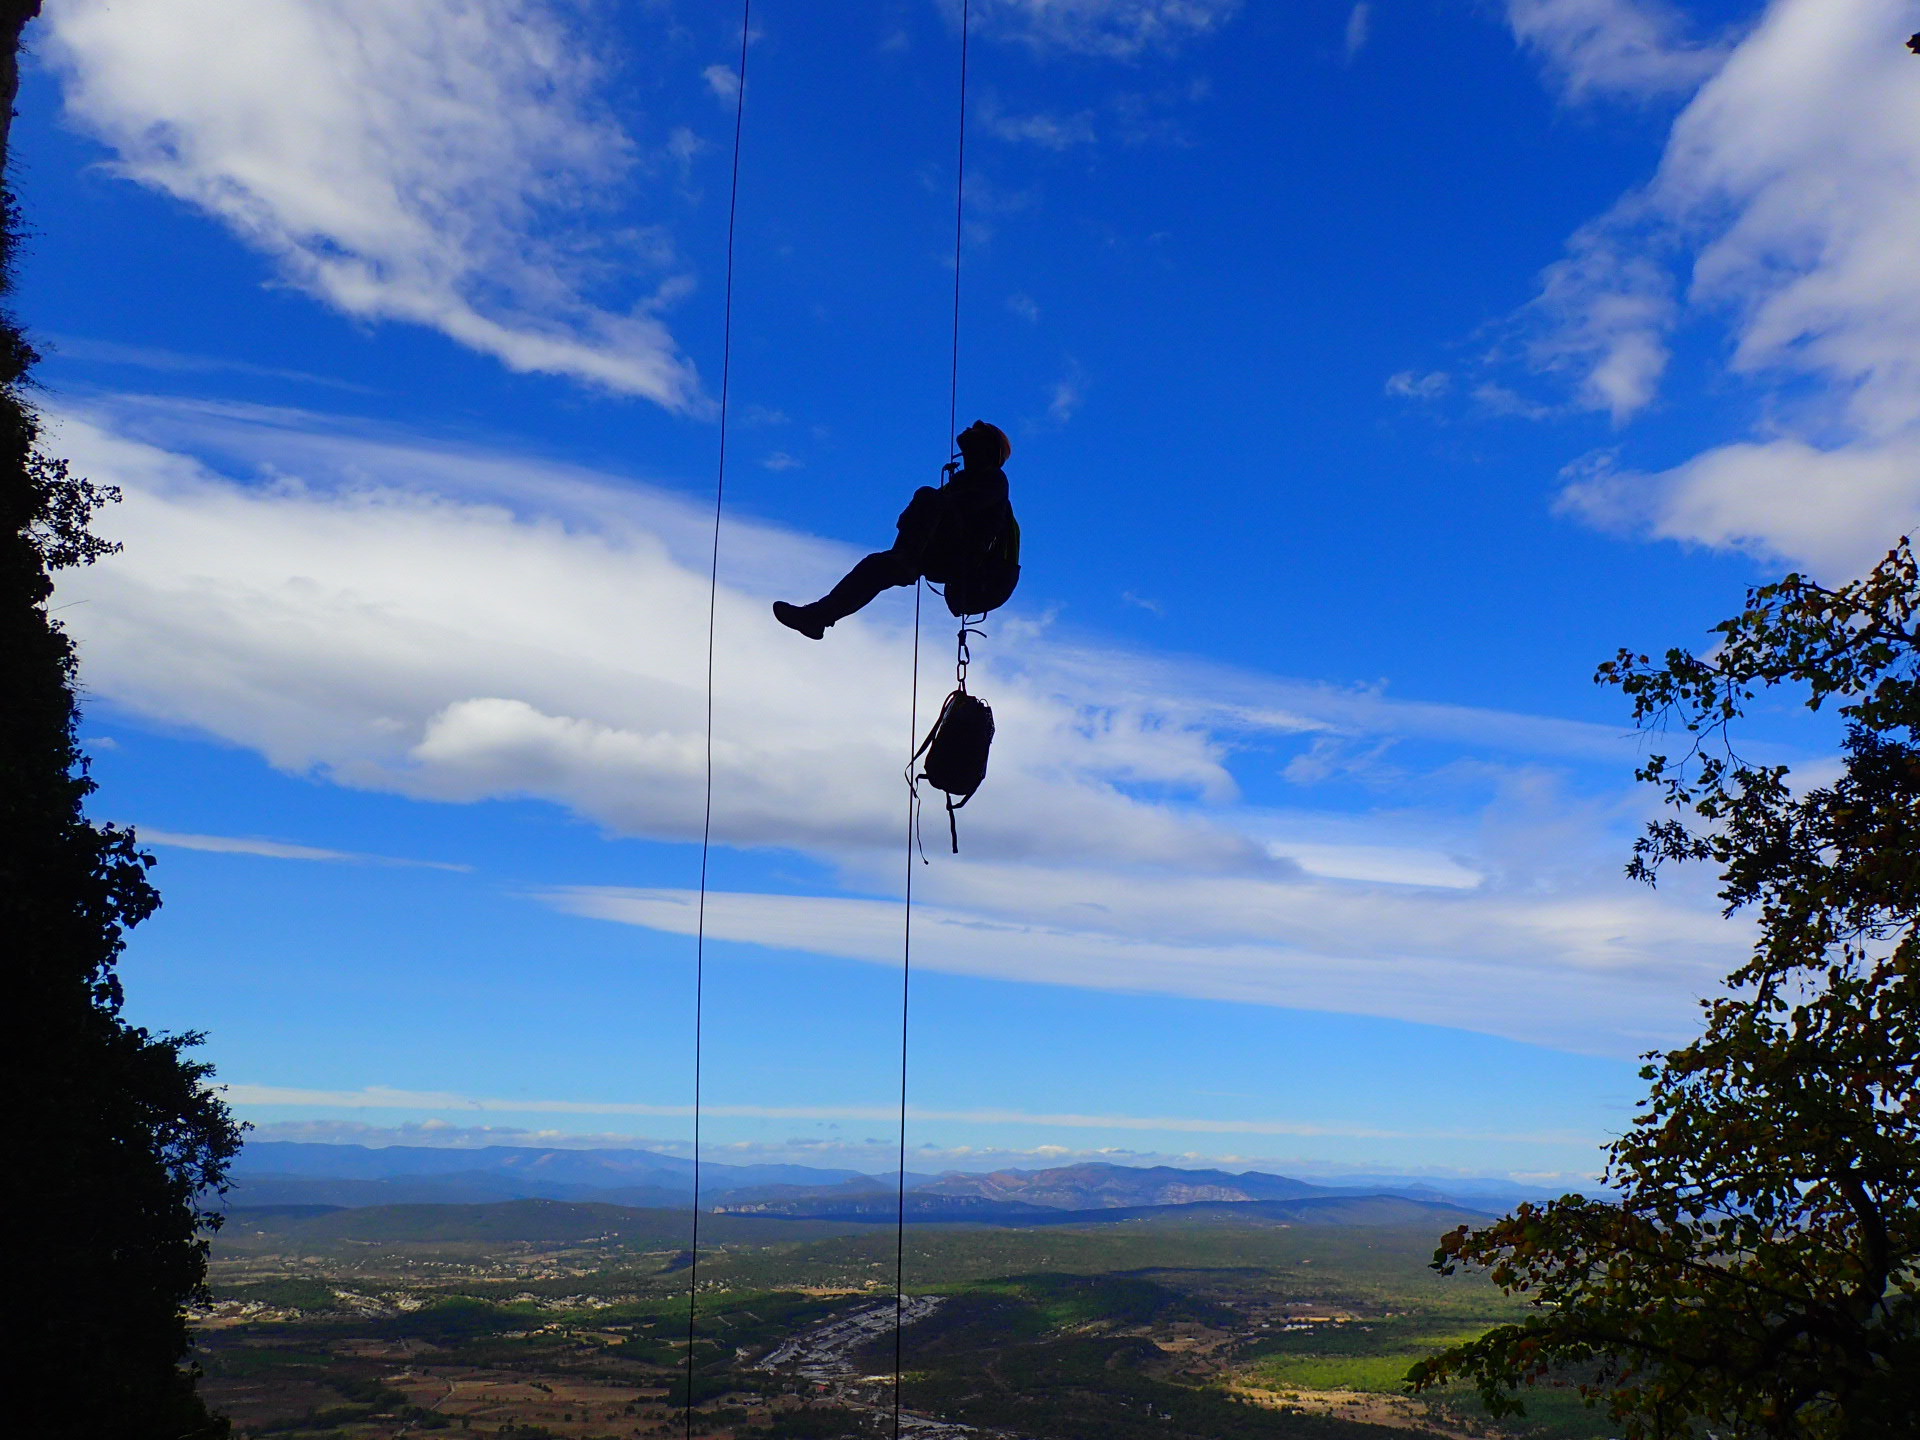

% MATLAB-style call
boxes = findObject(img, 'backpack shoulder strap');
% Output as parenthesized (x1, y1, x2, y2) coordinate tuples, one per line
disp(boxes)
(911, 689, 961, 768)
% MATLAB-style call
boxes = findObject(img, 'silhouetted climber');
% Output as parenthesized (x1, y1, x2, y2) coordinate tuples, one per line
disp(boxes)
(773, 420, 1021, 636)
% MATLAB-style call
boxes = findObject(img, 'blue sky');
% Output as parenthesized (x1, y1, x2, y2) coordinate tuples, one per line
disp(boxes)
(24, 0, 1920, 1187)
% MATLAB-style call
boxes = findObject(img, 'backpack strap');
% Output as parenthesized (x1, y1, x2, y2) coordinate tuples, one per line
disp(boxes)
(910, 690, 960, 769)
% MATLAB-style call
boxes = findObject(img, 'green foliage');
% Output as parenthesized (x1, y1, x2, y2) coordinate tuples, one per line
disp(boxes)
(222, 1278, 344, 1312)
(896, 1288, 1406, 1440)
(1412, 543, 1920, 1438)
(23, 449, 120, 569)
(1440, 1382, 1623, 1440)
(959, 1271, 1236, 1330)
(382, 1296, 528, 1341)
(664, 1372, 747, 1407)
(741, 1407, 868, 1439)
(1248, 1318, 1489, 1393)
(324, 1375, 408, 1408)
(1603, 541, 1920, 977)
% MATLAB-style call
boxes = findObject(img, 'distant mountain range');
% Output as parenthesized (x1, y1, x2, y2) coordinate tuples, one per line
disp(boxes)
(223, 1142, 1552, 1220)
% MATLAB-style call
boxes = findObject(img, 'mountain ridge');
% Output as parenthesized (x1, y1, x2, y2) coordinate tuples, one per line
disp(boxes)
(224, 1141, 1552, 1217)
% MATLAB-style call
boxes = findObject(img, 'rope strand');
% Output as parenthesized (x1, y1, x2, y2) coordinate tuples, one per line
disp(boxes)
(893, 578, 921, 1440)
(896, 4, 970, 1436)
(947, 0, 971, 444)
(688, 8, 750, 1438)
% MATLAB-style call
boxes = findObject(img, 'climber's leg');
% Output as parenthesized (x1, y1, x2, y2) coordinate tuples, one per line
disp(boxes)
(774, 551, 918, 637)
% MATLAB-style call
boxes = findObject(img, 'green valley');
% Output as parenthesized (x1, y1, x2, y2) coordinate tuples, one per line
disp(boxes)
(196, 1201, 1616, 1440)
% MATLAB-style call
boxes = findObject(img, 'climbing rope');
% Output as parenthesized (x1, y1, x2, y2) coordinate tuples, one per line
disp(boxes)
(687, 5, 750, 1438)
(894, 3, 971, 1436)
(681, 7, 969, 1433)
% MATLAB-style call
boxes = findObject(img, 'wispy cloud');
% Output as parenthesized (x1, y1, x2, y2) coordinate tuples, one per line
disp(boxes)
(137, 828, 469, 871)
(1047, 361, 1088, 423)
(983, 103, 1098, 149)
(44, 335, 375, 393)
(1385, 369, 1450, 400)
(1504, 0, 1729, 101)
(44, 0, 704, 407)
(1344, 2, 1371, 61)
(1524, 212, 1676, 424)
(543, 867, 1735, 1057)
(967, 0, 1241, 59)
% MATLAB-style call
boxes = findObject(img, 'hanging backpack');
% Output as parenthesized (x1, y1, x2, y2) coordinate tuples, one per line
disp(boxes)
(912, 687, 995, 853)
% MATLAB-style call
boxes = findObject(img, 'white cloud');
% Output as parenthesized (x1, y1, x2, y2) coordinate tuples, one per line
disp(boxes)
(138, 827, 469, 870)
(1516, 0, 1920, 575)
(546, 868, 1731, 1056)
(1505, 0, 1729, 100)
(1472, 382, 1557, 420)
(51, 395, 1255, 865)
(51, 394, 1751, 1056)
(968, 0, 1241, 59)
(43, 0, 704, 407)
(1525, 215, 1675, 424)
(984, 105, 1098, 149)
(1385, 370, 1450, 400)
(46, 335, 373, 393)
(1344, 3, 1371, 60)
(702, 63, 741, 103)
(1048, 362, 1087, 423)
(1559, 436, 1920, 575)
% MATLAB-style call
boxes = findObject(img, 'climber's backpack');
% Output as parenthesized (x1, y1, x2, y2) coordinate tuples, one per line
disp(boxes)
(912, 687, 995, 853)
(942, 512, 1021, 619)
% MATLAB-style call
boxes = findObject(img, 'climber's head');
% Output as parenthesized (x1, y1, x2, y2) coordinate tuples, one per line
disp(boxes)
(956, 420, 1012, 468)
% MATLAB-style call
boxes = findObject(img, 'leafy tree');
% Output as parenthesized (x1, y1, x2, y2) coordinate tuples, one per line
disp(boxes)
(1409, 544, 1920, 1437)
(2, 3, 242, 1433)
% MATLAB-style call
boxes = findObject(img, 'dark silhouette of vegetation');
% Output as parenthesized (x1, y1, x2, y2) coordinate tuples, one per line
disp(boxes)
(1410, 544, 1920, 1437)
(2, 4, 242, 1433)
